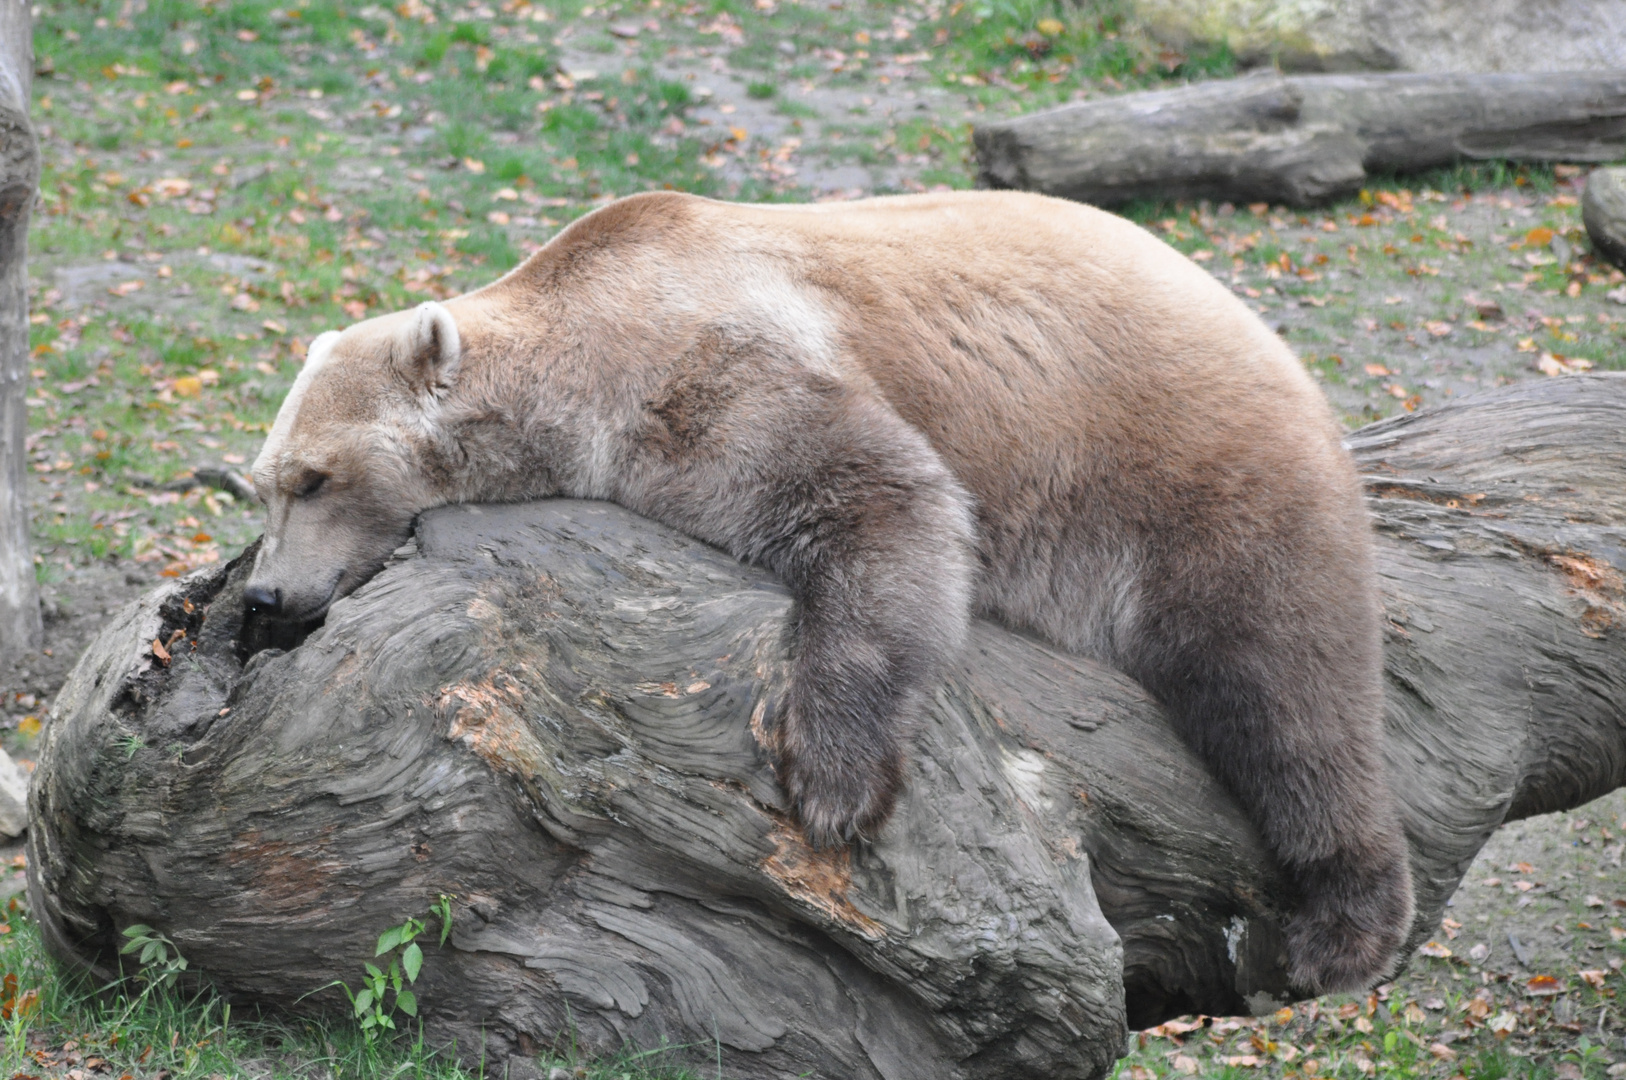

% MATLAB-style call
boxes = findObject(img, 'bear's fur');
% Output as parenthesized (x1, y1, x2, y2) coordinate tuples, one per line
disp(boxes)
(246, 189, 1412, 994)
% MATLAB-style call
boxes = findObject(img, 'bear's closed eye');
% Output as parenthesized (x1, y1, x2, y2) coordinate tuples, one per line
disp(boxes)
(293, 473, 328, 499)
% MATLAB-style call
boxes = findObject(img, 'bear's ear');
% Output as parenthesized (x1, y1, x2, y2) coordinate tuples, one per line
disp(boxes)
(396, 301, 461, 393)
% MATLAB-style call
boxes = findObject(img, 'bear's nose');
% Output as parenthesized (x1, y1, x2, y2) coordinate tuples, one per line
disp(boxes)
(243, 585, 283, 615)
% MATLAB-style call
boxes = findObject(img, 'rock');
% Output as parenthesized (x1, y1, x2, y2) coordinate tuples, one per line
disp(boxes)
(1133, 0, 1626, 73)
(0, 748, 27, 838)
(499, 1061, 545, 1080)
(1585, 168, 1626, 272)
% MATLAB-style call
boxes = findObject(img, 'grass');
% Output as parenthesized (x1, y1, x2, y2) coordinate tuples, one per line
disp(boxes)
(15, 0, 1626, 1075)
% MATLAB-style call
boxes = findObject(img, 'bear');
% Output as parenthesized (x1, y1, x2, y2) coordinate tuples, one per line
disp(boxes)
(244, 189, 1412, 995)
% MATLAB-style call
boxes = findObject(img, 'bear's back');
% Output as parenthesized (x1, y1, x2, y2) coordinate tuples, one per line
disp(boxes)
(695, 192, 1353, 547)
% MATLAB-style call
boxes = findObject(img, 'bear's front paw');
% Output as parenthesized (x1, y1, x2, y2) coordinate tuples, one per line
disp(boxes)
(1286, 856, 1413, 995)
(780, 743, 904, 849)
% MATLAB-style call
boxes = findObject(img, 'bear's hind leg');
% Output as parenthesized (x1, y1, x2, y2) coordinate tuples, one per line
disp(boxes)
(1132, 626, 1414, 995)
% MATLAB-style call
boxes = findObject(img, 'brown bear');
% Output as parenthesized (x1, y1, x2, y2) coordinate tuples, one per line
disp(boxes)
(245, 189, 1412, 995)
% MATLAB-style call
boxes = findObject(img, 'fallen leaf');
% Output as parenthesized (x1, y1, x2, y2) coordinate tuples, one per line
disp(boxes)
(108, 280, 143, 297)
(1526, 974, 1562, 996)
(151, 637, 171, 665)
(1538, 352, 1593, 376)
(1171, 1055, 1198, 1076)
(1580, 969, 1609, 989)
(1489, 1010, 1518, 1036)
(1220, 1056, 1259, 1068)
(1149, 1019, 1203, 1036)
(16, 716, 39, 737)
(1469, 942, 1490, 962)
(1419, 941, 1452, 958)
(1525, 226, 1555, 247)
(173, 376, 203, 398)
(1430, 1043, 1457, 1060)
(1425, 320, 1453, 337)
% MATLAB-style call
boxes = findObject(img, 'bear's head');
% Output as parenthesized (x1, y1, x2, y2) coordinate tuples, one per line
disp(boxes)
(243, 301, 461, 623)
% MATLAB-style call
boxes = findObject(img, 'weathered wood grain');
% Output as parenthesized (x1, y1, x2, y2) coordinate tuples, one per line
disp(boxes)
(27, 375, 1626, 1079)
(0, 0, 40, 652)
(974, 71, 1626, 207)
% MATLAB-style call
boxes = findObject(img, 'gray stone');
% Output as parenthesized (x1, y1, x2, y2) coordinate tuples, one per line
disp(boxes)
(0, 747, 27, 838)
(1584, 167, 1626, 272)
(1134, 0, 1626, 73)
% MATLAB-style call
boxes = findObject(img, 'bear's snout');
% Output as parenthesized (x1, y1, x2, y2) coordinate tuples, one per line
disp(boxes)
(243, 584, 283, 616)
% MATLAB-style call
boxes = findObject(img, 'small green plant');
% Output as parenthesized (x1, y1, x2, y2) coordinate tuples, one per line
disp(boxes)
(337, 895, 455, 1042)
(746, 80, 776, 99)
(119, 924, 188, 988)
(431, 893, 454, 946)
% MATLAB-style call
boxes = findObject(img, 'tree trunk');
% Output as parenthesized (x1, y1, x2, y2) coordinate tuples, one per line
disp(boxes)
(974, 71, 1626, 208)
(26, 376, 1626, 1080)
(0, 0, 40, 653)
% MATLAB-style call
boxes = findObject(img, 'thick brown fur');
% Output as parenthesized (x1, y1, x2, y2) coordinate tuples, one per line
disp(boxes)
(246, 190, 1413, 995)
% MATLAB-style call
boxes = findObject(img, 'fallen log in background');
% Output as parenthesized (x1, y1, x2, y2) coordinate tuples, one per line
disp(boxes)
(974, 71, 1626, 208)
(27, 375, 1626, 1080)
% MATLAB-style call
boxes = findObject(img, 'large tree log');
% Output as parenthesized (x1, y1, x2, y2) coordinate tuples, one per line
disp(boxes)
(974, 71, 1626, 207)
(0, 0, 41, 652)
(27, 376, 1626, 1080)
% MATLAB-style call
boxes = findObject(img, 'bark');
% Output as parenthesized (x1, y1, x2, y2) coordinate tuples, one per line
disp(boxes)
(26, 376, 1626, 1080)
(974, 70, 1626, 208)
(0, 0, 40, 652)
